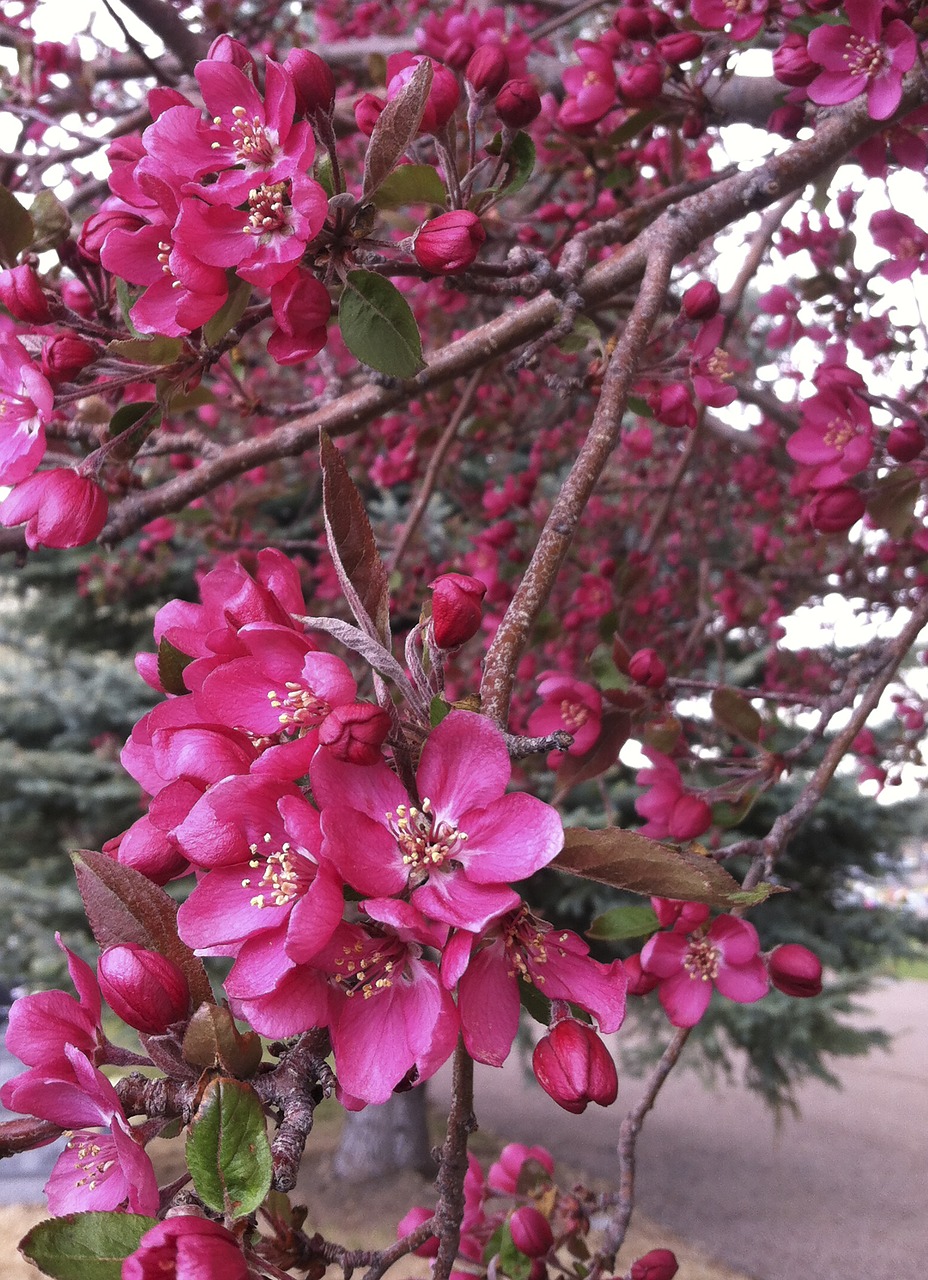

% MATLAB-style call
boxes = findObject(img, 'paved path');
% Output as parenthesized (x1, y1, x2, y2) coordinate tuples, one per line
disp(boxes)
(434, 979, 928, 1280)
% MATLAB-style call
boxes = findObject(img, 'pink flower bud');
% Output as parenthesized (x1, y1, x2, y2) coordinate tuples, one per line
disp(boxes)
(773, 33, 817, 87)
(98, 944, 190, 1034)
(618, 60, 663, 105)
(396, 1206, 439, 1257)
(630, 1248, 679, 1280)
(532, 1018, 618, 1114)
(682, 280, 721, 321)
(386, 54, 460, 133)
(429, 571, 487, 647)
(78, 207, 146, 261)
(657, 31, 705, 64)
(628, 648, 667, 688)
(667, 794, 712, 841)
(318, 702, 391, 765)
(354, 92, 385, 136)
(808, 486, 865, 534)
(495, 77, 542, 127)
(510, 1206, 554, 1258)
(286, 48, 337, 116)
(61, 279, 94, 317)
(0, 265, 51, 323)
(123, 1216, 249, 1280)
(613, 7, 652, 39)
(466, 45, 509, 96)
(624, 952, 660, 996)
(651, 382, 696, 429)
(206, 34, 258, 76)
(414, 211, 486, 275)
(41, 333, 97, 382)
(886, 423, 923, 462)
(767, 944, 823, 998)
(0, 469, 108, 550)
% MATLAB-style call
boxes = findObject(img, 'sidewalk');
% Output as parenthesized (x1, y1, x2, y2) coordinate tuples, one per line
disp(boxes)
(434, 979, 928, 1280)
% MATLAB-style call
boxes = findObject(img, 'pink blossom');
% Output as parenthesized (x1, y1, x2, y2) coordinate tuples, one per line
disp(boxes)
(559, 41, 616, 130)
(487, 1142, 554, 1194)
(691, 0, 768, 42)
(634, 749, 712, 841)
(312, 710, 564, 931)
(532, 1016, 618, 1114)
(268, 268, 331, 365)
(123, 1216, 249, 1280)
(527, 673, 602, 758)
(869, 209, 928, 281)
(807, 0, 917, 121)
(640, 915, 769, 1026)
(448, 905, 626, 1066)
(97, 946, 190, 1035)
(0, 335, 53, 485)
(787, 385, 873, 488)
(386, 54, 461, 133)
(0, 264, 51, 323)
(689, 315, 738, 408)
(413, 212, 486, 275)
(0, 469, 108, 549)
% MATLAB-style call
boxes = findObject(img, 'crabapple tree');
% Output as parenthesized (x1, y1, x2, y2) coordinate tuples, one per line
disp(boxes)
(1, 0, 927, 1277)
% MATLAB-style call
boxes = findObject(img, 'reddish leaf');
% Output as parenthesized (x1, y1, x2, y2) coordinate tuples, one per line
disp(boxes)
(71, 850, 212, 1008)
(319, 431, 391, 645)
(362, 59, 432, 198)
(554, 827, 777, 907)
(711, 687, 762, 744)
(552, 708, 631, 801)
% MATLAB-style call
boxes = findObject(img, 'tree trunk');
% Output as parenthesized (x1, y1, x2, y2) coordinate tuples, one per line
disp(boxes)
(332, 1086, 435, 1181)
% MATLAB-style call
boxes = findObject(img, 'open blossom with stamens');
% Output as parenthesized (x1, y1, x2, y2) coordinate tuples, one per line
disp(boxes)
(689, 316, 738, 408)
(807, 0, 917, 121)
(559, 40, 616, 130)
(445, 905, 626, 1066)
(640, 914, 769, 1027)
(0, 335, 54, 486)
(527, 673, 603, 761)
(787, 384, 873, 488)
(691, 0, 768, 42)
(312, 710, 564, 932)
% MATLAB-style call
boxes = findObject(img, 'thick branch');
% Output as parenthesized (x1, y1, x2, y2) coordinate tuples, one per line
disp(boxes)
(113, 0, 210, 74)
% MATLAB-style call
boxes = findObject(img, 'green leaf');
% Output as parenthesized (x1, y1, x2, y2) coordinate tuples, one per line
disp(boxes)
(605, 105, 664, 147)
(496, 1224, 534, 1280)
(711, 687, 762, 744)
(0, 184, 34, 264)
(588, 903, 660, 941)
(362, 58, 432, 198)
(484, 131, 535, 200)
(316, 152, 335, 197)
(186, 1078, 272, 1218)
(106, 400, 161, 461)
(115, 278, 145, 338)
(203, 274, 252, 347)
(375, 163, 447, 209)
(156, 635, 192, 695)
(868, 470, 920, 539)
(430, 695, 452, 726)
(107, 337, 184, 365)
(557, 315, 602, 355)
(518, 974, 551, 1028)
(320, 430, 391, 644)
(339, 269, 425, 378)
(72, 849, 213, 1008)
(29, 189, 71, 251)
(555, 826, 780, 908)
(21, 1213, 158, 1280)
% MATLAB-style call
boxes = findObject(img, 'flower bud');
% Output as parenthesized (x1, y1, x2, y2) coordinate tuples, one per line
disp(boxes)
(414, 211, 486, 275)
(767, 944, 823, 998)
(613, 7, 652, 39)
(319, 702, 391, 765)
(886, 422, 923, 462)
(124, 1216, 249, 1280)
(628, 648, 667, 688)
(808, 486, 865, 534)
(630, 1248, 679, 1280)
(618, 60, 663, 105)
(495, 77, 542, 127)
(657, 31, 705, 64)
(286, 48, 337, 116)
(61, 278, 94, 317)
(206, 34, 258, 76)
(78, 207, 146, 261)
(509, 1206, 554, 1258)
(773, 33, 817, 87)
(667, 794, 712, 841)
(429, 571, 487, 647)
(651, 382, 696, 429)
(396, 1206, 439, 1257)
(98, 944, 190, 1034)
(0, 469, 108, 550)
(624, 952, 660, 996)
(41, 333, 97, 382)
(532, 1018, 618, 1114)
(682, 280, 721, 321)
(354, 92, 385, 136)
(0, 265, 52, 324)
(387, 54, 460, 133)
(466, 45, 509, 96)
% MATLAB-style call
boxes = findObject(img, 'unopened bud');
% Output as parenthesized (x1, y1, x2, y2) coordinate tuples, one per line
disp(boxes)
(509, 1206, 554, 1258)
(624, 952, 660, 996)
(41, 333, 97, 382)
(613, 7, 652, 39)
(682, 280, 721, 321)
(886, 423, 923, 462)
(429, 571, 487, 647)
(414, 211, 486, 275)
(98, 945, 189, 1034)
(318, 702, 391, 765)
(618, 61, 663, 105)
(286, 48, 337, 116)
(206, 34, 257, 76)
(124, 1217, 249, 1280)
(630, 1248, 679, 1280)
(628, 648, 667, 688)
(808, 486, 865, 534)
(0, 265, 51, 324)
(354, 92, 385, 136)
(768, 944, 823, 997)
(657, 31, 705, 64)
(495, 78, 542, 127)
(532, 1018, 618, 1114)
(466, 45, 509, 97)
(667, 793, 712, 841)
